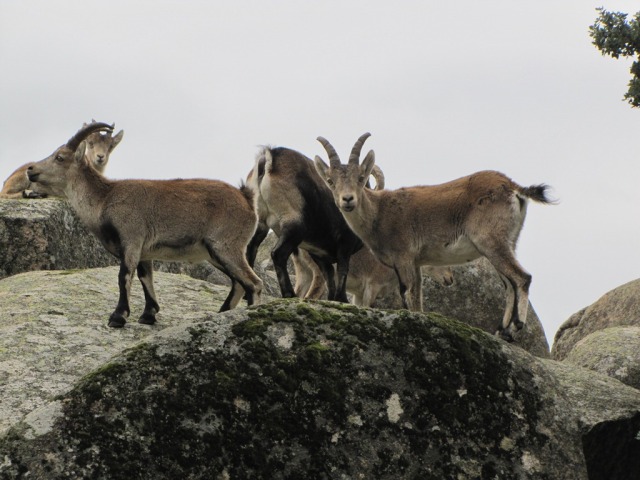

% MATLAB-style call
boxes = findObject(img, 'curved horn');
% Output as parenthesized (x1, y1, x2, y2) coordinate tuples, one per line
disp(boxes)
(348, 132, 371, 165)
(317, 136, 341, 168)
(370, 165, 385, 190)
(67, 122, 114, 151)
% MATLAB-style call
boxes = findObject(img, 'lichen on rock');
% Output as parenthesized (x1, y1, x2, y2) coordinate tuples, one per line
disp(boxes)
(3, 299, 636, 479)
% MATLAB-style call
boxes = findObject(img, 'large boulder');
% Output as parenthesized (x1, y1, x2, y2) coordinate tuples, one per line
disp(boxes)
(259, 233, 551, 358)
(561, 326, 640, 391)
(0, 267, 236, 434)
(1, 289, 639, 479)
(553, 279, 640, 361)
(0, 199, 115, 279)
(420, 258, 550, 358)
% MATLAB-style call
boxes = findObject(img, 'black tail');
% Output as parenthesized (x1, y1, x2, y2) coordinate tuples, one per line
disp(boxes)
(519, 184, 555, 204)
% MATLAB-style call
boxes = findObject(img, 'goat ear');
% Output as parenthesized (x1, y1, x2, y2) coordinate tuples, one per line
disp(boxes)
(112, 130, 124, 147)
(360, 150, 375, 179)
(74, 141, 87, 163)
(314, 156, 330, 182)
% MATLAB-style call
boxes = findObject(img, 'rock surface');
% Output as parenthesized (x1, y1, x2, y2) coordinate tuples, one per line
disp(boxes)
(1, 297, 639, 479)
(420, 258, 550, 358)
(553, 279, 640, 361)
(258, 233, 551, 357)
(0, 199, 116, 279)
(0, 267, 235, 434)
(562, 326, 640, 391)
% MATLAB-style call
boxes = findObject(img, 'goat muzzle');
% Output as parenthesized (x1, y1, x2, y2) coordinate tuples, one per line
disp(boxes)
(26, 166, 39, 182)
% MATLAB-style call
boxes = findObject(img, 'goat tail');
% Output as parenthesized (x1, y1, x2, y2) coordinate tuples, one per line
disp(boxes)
(518, 184, 555, 205)
(239, 182, 255, 209)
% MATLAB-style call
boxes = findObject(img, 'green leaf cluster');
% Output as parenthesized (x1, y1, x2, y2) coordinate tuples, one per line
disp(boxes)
(590, 8, 640, 107)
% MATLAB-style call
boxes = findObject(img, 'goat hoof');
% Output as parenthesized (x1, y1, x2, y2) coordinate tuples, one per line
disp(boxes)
(22, 190, 47, 199)
(138, 313, 156, 325)
(496, 329, 514, 343)
(108, 313, 127, 328)
(514, 320, 525, 331)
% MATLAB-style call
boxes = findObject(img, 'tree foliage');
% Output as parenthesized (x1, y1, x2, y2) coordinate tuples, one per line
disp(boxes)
(590, 7, 640, 107)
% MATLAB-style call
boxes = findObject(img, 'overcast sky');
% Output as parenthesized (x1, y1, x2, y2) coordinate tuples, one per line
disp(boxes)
(2, 1, 639, 345)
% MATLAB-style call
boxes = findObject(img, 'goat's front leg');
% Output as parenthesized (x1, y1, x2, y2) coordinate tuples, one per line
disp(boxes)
(22, 190, 47, 199)
(109, 251, 140, 328)
(394, 264, 423, 311)
(333, 251, 351, 304)
(310, 254, 338, 301)
(137, 260, 160, 325)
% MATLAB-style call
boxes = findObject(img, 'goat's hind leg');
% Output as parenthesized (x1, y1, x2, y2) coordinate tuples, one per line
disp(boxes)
(271, 227, 302, 298)
(109, 251, 140, 328)
(482, 248, 532, 342)
(206, 242, 263, 312)
(137, 260, 160, 325)
(495, 273, 516, 341)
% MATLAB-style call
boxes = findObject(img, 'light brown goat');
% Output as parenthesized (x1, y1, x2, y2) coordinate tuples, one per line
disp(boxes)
(294, 247, 454, 306)
(291, 167, 454, 306)
(0, 122, 123, 199)
(27, 122, 262, 327)
(314, 133, 553, 340)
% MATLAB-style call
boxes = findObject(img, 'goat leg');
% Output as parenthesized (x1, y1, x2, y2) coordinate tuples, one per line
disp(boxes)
(136, 261, 160, 325)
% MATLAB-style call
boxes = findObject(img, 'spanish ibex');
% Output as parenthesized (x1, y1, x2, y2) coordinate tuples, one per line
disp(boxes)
(314, 133, 553, 340)
(290, 168, 454, 307)
(245, 144, 372, 303)
(0, 122, 123, 199)
(27, 122, 262, 327)
(294, 247, 454, 307)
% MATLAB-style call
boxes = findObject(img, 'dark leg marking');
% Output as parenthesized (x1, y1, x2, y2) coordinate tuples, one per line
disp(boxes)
(137, 261, 159, 325)
(109, 262, 132, 328)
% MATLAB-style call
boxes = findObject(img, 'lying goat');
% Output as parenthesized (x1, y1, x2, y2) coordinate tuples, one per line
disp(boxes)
(0, 122, 123, 199)
(294, 247, 454, 307)
(27, 122, 262, 327)
(314, 133, 553, 340)
(245, 143, 372, 303)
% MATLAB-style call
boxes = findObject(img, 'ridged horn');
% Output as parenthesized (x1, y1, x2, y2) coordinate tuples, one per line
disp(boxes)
(370, 165, 385, 190)
(317, 136, 341, 168)
(66, 122, 114, 151)
(348, 132, 371, 165)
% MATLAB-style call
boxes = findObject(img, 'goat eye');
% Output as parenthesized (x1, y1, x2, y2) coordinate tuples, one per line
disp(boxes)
(358, 176, 366, 184)
(326, 179, 334, 187)
(55, 155, 64, 163)
(88, 142, 94, 147)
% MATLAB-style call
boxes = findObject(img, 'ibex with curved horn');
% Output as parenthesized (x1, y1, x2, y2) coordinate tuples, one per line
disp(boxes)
(314, 133, 553, 340)
(0, 121, 123, 199)
(245, 141, 382, 303)
(27, 122, 262, 327)
(291, 167, 455, 306)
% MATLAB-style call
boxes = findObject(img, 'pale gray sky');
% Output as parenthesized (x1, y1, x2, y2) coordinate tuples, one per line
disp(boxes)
(2, 1, 639, 344)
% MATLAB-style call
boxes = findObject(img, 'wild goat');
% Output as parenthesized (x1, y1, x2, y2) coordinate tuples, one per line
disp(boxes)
(314, 133, 553, 340)
(290, 168, 454, 306)
(245, 143, 383, 303)
(294, 247, 454, 307)
(27, 122, 262, 327)
(0, 122, 123, 199)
